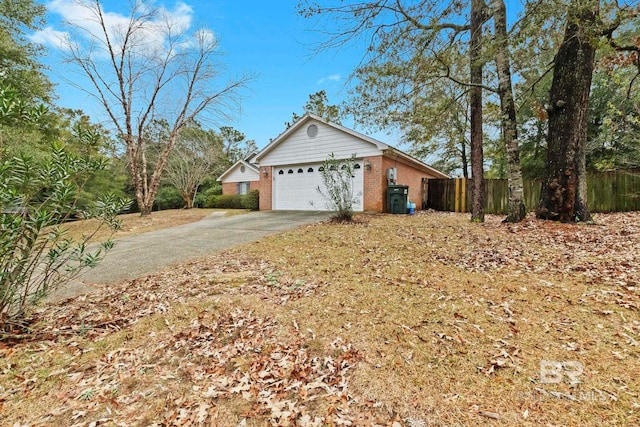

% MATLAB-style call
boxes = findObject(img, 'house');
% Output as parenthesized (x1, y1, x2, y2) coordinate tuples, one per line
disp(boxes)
(218, 113, 448, 212)
(216, 154, 260, 195)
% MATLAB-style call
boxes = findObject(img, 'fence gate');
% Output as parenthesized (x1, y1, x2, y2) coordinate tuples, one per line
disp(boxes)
(426, 178, 469, 212)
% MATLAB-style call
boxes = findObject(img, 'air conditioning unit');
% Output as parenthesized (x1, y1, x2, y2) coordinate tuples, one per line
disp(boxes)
(387, 167, 397, 181)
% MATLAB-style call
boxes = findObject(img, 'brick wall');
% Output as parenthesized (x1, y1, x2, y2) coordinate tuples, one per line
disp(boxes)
(363, 154, 438, 212)
(221, 181, 259, 196)
(363, 155, 385, 212)
(221, 182, 236, 195)
(383, 155, 438, 210)
(254, 156, 437, 213)
(258, 167, 272, 210)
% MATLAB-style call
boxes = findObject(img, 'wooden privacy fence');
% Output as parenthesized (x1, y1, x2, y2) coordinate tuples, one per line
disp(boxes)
(424, 170, 640, 214)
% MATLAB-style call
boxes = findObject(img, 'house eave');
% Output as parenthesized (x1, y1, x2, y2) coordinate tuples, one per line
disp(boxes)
(254, 113, 389, 163)
(382, 148, 450, 179)
(217, 160, 259, 182)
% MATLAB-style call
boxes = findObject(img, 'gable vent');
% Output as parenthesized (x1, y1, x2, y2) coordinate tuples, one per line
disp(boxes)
(307, 124, 318, 138)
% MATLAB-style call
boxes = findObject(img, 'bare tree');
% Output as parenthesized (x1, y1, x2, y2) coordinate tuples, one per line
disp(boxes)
(63, 0, 250, 215)
(163, 123, 225, 209)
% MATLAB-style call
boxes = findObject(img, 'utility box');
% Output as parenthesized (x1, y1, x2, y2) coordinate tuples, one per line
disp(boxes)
(387, 185, 408, 214)
(387, 167, 397, 182)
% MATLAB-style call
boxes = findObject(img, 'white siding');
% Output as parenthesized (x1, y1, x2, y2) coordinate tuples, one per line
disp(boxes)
(258, 120, 381, 166)
(222, 164, 259, 183)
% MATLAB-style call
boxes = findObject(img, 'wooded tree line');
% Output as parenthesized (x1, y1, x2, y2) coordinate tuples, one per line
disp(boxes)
(0, 0, 255, 215)
(299, 0, 640, 223)
(3, 0, 639, 224)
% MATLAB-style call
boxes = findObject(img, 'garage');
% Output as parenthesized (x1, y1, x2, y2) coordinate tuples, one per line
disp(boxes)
(272, 161, 364, 211)
(218, 113, 449, 212)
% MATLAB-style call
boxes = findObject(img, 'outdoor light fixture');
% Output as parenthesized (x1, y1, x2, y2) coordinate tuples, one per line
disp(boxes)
(262, 169, 269, 177)
(364, 159, 372, 171)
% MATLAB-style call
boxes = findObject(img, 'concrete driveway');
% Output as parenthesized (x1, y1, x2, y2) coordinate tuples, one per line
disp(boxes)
(50, 210, 332, 301)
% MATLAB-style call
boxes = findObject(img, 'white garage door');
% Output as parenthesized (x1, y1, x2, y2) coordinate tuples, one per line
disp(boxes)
(272, 161, 364, 211)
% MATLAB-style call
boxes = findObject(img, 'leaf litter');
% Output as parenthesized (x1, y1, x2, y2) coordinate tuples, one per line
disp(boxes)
(1, 210, 639, 426)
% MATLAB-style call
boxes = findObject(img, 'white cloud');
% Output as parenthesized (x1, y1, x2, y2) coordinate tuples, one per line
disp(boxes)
(179, 28, 218, 51)
(44, 0, 197, 56)
(317, 74, 341, 85)
(195, 29, 216, 46)
(29, 26, 70, 50)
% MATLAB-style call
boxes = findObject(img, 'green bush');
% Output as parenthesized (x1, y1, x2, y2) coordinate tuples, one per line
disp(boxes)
(242, 189, 259, 211)
(206, 194, 244, 209)
(1, 144, 130, 324)
(317, 154, 358, 222)
(153, 186, 184, 211)
(194, 182, 222, 208)
(205, 190, 260, 210)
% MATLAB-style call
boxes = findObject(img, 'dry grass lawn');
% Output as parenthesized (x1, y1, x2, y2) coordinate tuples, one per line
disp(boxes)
(59, 208, 246, 243)
(1, 211, 638, 426)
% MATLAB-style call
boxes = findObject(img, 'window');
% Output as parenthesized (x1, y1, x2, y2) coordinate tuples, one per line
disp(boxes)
(236, 181, 250, 195)
(354, 164, 361, 169)
(307, 167, 314, 173)
(318, 166, 325, 172)
(288, 169, 294, 174)
(240, 165, 246, 173)
(278, 170, 284, 175)
(298, 168, 304, 173)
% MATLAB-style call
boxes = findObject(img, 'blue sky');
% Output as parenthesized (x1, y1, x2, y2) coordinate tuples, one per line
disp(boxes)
(33, 0, 375, 149)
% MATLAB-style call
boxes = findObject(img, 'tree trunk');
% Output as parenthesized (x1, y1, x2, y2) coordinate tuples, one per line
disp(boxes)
(470, 0, 485, 222)
(125, 137, 152, 216)
(536, 0, 597, 222)
(135, 131, 183, 216)
(492, 0, 526, 223)
(191, 185, 199, 208)
(461, 140, 469, 179)
(183, 191, 194, 209)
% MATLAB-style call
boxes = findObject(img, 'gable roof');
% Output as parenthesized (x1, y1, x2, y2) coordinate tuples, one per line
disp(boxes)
(254, 113, 387, 162)
(217, 159, 259, 182)
(254, 113, 449, 179)
(244, 151, 258, 163)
